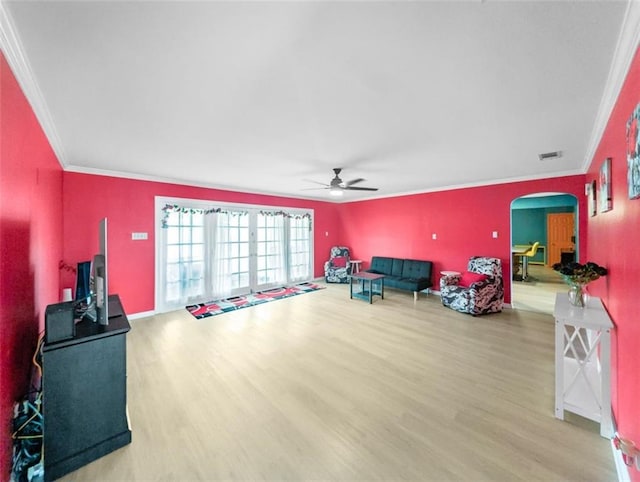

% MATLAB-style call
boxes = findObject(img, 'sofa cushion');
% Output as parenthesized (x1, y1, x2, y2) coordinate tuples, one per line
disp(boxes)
(401, 259, 433, 280)
(369, 257, 394, 276)
(394, 277, 429, 291)
(391, 259, 404, 277)
(459, 271, 488, 288)
(332, 256, 347, 268)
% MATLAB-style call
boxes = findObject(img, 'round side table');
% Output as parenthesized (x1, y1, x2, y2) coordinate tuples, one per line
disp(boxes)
(440, 270, 461, 277)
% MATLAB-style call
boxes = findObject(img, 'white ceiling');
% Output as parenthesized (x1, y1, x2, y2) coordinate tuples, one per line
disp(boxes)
(1, 1, 633, 202)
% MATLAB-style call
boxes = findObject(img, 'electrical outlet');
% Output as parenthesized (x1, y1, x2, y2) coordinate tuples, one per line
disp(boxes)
(492, 231, 498, 238)
(432, 233, 437, 240)
(131, 232, 148, 240)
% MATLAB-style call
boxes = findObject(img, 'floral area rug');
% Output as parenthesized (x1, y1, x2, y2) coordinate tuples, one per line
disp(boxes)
(186, 282, 324, 319)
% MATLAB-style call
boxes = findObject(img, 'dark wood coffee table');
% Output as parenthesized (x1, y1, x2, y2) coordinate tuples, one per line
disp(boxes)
(349, 272, 385, 304)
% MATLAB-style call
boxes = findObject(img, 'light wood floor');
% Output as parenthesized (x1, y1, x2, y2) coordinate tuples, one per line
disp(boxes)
(62, 282, 616, 481)
(511, 264, 568, 315)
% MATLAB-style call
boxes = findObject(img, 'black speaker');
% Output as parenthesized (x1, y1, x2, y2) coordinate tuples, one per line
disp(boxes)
(45, 301, 76, 344)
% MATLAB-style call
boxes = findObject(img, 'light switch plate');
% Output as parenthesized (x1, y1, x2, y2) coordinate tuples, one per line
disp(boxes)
(132, 232, 148, 240)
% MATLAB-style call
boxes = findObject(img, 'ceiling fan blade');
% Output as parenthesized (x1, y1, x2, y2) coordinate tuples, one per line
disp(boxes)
(345, 178, 365, 187)
(344, 186, 379, 191)
(303, 168, 377, 193)
(303, 179, 330, 187)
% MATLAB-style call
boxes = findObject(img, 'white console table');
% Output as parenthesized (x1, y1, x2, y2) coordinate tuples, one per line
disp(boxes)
(553, 293, 613, 438)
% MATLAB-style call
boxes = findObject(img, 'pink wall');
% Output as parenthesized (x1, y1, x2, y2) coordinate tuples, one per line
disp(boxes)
(338, 176, 587, 304)
(61, 173, 341, 314)
(586, 46, 640, 480)
(0, 53, 64, 477)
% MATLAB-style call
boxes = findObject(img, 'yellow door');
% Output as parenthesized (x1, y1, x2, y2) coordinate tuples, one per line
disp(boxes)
(547, 213, 575, 266)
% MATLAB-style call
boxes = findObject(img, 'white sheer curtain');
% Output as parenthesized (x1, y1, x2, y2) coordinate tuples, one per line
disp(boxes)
(208, 211, 233, 299)
(271, 213, 287, 285)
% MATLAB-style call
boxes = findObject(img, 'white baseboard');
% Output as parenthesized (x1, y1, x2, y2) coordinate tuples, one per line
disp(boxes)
(128, 310, 155, 321)
(613, 438, 632, 482)
(609, 414, 634, 482)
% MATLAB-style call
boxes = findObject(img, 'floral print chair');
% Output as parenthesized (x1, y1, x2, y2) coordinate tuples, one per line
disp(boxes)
(324, 246, 352, 283)
(440, 256, 504, 315)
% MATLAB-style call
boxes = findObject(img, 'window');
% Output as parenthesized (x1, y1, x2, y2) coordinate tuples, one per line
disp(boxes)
(163, 209, 205, 305)
(156, 197, 313, 312)
(289, 216, 311, 283)
(256, 213, 286, 288)
(214, 212, 250, 294)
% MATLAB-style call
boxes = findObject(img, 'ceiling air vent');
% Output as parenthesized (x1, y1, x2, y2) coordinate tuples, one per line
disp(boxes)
(538, 151, 563, 161)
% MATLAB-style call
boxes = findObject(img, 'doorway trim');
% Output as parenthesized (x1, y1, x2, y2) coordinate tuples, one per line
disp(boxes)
(509, 192, 579, 311)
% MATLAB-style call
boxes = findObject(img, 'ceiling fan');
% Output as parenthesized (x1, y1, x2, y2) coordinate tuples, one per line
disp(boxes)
(305, 168, 379, 196)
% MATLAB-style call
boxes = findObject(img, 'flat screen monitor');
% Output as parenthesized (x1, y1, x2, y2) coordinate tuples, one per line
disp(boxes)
(75, 261, 91, 302)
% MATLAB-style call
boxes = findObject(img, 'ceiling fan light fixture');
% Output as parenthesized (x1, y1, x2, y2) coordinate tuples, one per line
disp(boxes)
(329, 187, 343, 196)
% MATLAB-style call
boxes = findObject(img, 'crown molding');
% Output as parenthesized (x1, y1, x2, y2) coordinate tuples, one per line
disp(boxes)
(0, 1, 67, 166)
(339, 169, 586, 204)
(583, 0, 640, 171)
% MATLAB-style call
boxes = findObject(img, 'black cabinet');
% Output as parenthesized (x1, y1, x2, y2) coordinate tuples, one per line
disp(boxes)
(43, 295, 131, 481)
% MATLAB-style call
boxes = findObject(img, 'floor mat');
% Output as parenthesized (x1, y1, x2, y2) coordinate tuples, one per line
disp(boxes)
(186, 282, 324, 319)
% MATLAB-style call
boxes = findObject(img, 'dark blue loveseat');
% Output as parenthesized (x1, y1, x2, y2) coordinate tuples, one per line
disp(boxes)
(365, 256, 433, 301)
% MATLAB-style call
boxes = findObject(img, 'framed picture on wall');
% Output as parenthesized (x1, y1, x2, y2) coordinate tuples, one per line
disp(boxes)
(626, 103, 640, 199)
(599, 158, 612, 212)
(587, 180, 597, 217)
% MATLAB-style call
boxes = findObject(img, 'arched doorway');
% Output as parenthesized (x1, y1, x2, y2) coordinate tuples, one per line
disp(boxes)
(510, 192, 579, 314)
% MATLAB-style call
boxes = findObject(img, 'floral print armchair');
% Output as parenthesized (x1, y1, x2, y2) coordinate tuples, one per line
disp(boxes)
(440, 256, 504, 315)
(324, 246, 352, 283)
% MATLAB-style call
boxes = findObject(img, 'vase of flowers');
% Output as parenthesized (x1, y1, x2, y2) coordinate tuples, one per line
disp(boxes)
(567, 283, 589, 307)
(552, 261, 608, 307)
